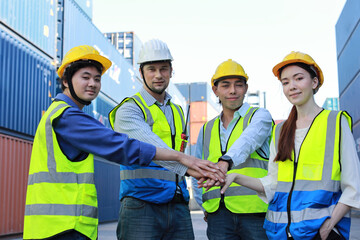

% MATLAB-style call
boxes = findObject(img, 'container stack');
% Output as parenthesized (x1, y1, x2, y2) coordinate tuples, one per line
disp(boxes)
(0, 0, 57, 235)
(176, 82, 221, 156)
(0, 0, 187, 236)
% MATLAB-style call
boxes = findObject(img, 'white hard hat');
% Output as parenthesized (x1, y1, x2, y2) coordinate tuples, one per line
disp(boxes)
(137, 39, 173, 64)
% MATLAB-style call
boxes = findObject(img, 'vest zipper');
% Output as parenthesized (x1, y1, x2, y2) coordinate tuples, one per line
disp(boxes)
(285, 152, 298, 238)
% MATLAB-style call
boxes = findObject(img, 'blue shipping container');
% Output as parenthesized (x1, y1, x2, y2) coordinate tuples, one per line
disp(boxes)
(73, 0, 93, 20)
(337, 20, 360, 95)
(336, 0, 360, 162)
(0, 26, 57, 136)
(63, 0, 142, 103)
(0, 0, 57, 57)
(335, 0, 360, 57)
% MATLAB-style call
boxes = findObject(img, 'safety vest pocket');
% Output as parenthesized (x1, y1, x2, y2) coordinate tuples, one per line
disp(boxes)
(301, 163, 322, 180)
(301, 191, 334, 209)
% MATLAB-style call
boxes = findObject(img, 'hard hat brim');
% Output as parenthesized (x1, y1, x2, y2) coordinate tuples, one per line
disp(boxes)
(212, 75, 248, 86)
(272, 59, 324, 86)
(57, 53, 112, 78)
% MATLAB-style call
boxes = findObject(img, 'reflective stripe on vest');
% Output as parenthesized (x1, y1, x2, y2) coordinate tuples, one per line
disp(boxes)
(202, 107, 269, 214)
(109, 93, 188, 204)
(25, 204, 97, 218)
(23, 101, 97, 240)
(121, 169, 182, 182)
(265, 110, 351, 240)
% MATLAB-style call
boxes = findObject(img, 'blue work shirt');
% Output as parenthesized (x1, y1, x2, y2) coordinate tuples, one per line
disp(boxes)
(52, 93, 156, 166)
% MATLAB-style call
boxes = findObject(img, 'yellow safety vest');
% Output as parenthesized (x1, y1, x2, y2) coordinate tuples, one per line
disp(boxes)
(202, 107, 269, 213)
(109, 92, 189, 203)
(264, 110, 352, 239)
(24, 101, 98, 240)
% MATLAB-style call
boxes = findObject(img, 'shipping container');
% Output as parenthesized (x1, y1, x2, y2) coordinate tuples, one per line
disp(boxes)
(354, 124, 360, 160)
(167, 82, 187, 112)
(73, 0, 93, 20)
(176, 82, 220, 113)
(190, 122, 205, 146)
(336, 0, 360, 159)
(190, 101, 220, 123)
(336, 22, 360, 95)
(0, 26, 57, 136)
(335, 0, 360, 56)
(175, 83, 190, 102)
(338, 75, 360, 124)
(0, 134, 32, 236)
(94, 157, 121, 222)
(0, 0, 57, 57)
(62, 0, 143, 103)
(190, 102, 207, 123)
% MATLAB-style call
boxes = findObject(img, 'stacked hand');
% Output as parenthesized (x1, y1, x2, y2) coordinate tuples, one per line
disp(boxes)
(196, 161, 229, 191)
(180, 155, 226, 183)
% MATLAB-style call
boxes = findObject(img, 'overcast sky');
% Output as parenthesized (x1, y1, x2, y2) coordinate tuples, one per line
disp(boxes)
(92, 0, 346, 120)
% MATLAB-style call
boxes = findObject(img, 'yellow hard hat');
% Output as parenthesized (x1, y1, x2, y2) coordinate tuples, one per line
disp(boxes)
(57, 45, 112, 78)
(272, 51, 324, 87)
(211, 59, 248, 87)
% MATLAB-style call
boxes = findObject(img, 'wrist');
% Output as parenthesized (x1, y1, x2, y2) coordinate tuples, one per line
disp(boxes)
(218, 155, 233, 171)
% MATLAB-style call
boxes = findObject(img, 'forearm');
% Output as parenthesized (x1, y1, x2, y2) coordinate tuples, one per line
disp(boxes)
(233, 174, 265, 193)
(226, 109, 272, 166)
(327, 202, 350, 229)
(154, 148, 182, 162)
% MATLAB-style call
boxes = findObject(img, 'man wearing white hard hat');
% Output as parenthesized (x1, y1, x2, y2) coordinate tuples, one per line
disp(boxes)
(23, 45, 221, 240)
(109, 39, 212, 239)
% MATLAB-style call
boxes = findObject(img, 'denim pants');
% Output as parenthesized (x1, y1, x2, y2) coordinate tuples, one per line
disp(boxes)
(207, 204, 268, 240)
(117, 197, 194, 240)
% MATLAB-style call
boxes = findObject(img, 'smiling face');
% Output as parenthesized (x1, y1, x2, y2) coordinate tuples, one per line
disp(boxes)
(213, 77, 248, 111)
(63, 66, 101, 107)
(280, 65, 319, 107)
(141, 61, 172, 95)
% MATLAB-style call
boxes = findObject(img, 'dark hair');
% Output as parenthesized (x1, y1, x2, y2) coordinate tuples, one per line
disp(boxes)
(274, 106, 297, 161)
(213, 76, 247, 87)
(60, 60, 103, 91)
(274, 62, 318, 162)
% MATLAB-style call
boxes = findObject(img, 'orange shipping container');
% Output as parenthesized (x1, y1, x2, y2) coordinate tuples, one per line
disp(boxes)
(190, 102, 207, 123)
(0, 134, 32, 236)
(189, 122, 206, 145)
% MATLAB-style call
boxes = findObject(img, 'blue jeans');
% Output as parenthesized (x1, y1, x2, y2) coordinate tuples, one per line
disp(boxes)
(207, 204, 268, 240)
(117, 197, 194, 240)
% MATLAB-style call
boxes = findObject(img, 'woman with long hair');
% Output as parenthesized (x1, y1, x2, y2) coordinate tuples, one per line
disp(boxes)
(217, 52, 360, 240)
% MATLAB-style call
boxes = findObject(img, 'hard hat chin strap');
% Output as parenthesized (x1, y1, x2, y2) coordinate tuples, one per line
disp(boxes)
(67, 78, 92, 106)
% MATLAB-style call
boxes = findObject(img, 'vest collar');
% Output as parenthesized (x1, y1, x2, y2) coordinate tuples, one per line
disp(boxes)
(140, 87, 172, 106)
